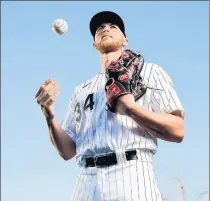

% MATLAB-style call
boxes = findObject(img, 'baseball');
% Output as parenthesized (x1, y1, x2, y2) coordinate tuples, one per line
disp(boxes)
(52, 18, 68, 35)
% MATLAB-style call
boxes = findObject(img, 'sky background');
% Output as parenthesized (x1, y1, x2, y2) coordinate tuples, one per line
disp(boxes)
(1, 1, 209, 201)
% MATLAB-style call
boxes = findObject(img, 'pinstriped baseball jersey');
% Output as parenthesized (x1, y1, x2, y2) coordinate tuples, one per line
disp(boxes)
(62, 62, 184, 201)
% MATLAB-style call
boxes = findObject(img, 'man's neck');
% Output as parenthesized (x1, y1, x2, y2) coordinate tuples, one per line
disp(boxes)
(99, 49, 123, 73)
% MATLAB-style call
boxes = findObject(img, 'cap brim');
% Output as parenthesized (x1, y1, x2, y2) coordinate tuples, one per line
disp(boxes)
(90, 11, 125, 37)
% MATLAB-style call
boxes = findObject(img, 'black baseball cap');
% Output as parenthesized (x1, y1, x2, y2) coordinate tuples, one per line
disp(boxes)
(89, 11, 126, 38)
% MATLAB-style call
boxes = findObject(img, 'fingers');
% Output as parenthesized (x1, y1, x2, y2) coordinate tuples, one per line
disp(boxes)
(35, 84, 45, 99)
(39, 90, 60, 107)
(35, 78, 60, 107)
(105, 60, 111, 68)
(35, 78, 52, 98)
(37, 83, 58, 103)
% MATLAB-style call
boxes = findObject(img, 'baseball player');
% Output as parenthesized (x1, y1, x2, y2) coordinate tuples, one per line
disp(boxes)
(35, 11, 185, 201)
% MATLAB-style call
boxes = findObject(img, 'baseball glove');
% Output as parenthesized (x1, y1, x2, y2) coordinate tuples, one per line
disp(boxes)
(105, 49, 147, 113)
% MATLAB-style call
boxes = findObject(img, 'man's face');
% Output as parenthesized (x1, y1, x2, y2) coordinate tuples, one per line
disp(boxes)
(93, 23, 128, 53)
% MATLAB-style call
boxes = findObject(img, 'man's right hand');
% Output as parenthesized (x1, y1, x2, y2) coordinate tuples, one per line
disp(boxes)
(35, 78, 60, 121)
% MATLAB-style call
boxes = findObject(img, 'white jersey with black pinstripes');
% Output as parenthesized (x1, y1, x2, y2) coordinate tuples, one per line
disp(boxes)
(62, 62, 184, 201)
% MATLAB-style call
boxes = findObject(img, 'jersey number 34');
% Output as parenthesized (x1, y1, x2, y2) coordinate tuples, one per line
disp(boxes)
(74, 93, 94, 122)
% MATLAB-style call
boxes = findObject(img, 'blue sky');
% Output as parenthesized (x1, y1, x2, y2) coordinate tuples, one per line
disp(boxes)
(2, 2, 209, 201)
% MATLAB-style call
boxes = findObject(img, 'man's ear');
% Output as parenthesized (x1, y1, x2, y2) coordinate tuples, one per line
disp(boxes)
(93, 41, 97, 50)
(123, 38, 128, 47)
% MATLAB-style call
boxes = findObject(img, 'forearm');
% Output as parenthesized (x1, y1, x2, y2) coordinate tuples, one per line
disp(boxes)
(127, 104, 185, 142)
(46, 118, 76, 160)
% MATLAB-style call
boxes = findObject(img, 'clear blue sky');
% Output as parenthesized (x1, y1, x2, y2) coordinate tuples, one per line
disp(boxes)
(2, 2, 209, 201)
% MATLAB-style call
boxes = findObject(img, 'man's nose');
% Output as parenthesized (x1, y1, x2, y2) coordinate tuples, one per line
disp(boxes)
(102, 25, 110, 33)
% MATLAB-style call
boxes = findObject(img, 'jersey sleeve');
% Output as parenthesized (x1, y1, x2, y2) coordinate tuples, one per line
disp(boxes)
(150, 65, 184, 114)
(61, 87, 78, 143)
